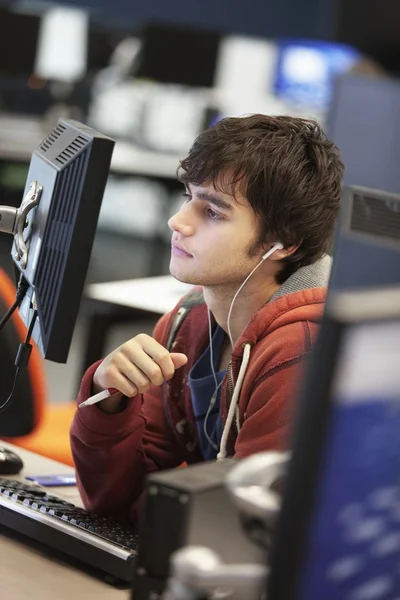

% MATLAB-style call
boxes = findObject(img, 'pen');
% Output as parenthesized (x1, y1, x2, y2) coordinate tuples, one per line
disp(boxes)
(78, 388, 118, 409)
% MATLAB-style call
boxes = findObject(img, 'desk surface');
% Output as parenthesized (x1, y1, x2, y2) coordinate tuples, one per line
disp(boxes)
(0, 442, 129, 599)
(86, 275, 193, 314)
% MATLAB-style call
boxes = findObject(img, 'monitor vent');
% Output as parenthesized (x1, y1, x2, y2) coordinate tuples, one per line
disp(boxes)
(35, 149, 87, 333)
(351, 193, 400, 242)
(55, 136, 88, 165)
(40, 123, 66, 152)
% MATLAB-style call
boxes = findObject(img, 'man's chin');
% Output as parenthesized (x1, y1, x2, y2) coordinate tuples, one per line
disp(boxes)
(169, 265, 198, 285)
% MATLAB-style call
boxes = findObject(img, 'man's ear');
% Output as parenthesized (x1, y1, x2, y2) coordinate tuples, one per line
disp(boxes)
(267, 242, 301, 262)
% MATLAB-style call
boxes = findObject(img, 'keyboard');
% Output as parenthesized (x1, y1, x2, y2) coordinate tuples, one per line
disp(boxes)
(0, 477, 139, 583)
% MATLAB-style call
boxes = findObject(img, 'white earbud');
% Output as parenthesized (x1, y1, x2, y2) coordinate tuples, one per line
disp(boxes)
(262, 241, 284, 260)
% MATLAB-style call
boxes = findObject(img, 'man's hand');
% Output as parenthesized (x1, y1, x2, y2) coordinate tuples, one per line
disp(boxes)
(92, 334, 188, 413)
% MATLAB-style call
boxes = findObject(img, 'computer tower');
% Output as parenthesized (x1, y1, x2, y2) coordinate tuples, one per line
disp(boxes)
(132, 459, 265, 600)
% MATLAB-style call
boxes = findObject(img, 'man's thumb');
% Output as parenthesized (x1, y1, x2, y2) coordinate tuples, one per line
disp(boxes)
(170, 353, 188, 369)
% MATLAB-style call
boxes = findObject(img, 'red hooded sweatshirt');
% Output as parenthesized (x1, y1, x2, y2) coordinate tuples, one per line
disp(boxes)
(70, 256, 331, 525)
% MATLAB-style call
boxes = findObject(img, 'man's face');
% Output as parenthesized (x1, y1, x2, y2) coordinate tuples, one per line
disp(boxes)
(168, 180, 267, 288)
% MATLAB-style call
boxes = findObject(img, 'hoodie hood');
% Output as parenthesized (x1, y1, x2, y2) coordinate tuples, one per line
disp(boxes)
(235, 254, 332, 349)
(270, 254, 332, 301)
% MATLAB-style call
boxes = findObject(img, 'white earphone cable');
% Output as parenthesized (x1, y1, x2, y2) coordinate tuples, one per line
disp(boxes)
(227, 243, 282, 349)
(204, 308, 223, 451)
(206, 242, 282, 455)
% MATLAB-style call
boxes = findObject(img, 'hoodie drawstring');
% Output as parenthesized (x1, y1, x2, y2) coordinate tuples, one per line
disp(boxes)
(217, 342, 251, 460)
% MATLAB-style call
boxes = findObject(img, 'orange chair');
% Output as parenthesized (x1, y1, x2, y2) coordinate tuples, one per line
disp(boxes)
(0, 268, 76, 466)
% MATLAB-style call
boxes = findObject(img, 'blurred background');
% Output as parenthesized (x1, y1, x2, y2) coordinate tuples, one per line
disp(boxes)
(0, 0, 399, 402)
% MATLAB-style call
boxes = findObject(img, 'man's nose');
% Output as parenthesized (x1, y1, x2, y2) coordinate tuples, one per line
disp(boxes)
(168, 203, 195, 235)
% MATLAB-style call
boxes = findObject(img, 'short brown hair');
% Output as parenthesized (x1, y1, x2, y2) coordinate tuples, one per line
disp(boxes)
(179, 114, 344, 283)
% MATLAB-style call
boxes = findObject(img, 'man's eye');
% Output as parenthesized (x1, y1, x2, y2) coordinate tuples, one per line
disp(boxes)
(182, 193, 192, 202)
(206, 208, 222, 221)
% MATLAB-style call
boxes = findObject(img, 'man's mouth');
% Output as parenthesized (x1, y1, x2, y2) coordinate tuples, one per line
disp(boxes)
(171, 242, 192, 257)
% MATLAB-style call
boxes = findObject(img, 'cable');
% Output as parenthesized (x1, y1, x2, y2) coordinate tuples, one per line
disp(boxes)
(0, 275, 29, 332)
(217, 343, 251, 461)
(205, 255, 268, 452)
(217, 243, 282, 457)
(0, 299, 20, 331)
(25, 308, 38, 343)
(0, 309, 38, 413)
(226, 260, 265, 349)
(204, 308, 223, 452)
(207, 308, 219, 391)
(227, 243, 281, 349)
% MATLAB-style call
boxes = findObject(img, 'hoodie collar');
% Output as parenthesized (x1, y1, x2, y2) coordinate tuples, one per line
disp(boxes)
(270, 254, 332, 302)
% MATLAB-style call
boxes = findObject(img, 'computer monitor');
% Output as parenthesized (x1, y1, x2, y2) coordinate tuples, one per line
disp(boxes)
(273, 39, 360, 111)
(333, 0, 400, 74)
(267, 184, 400, 599)
(0, 8, 41, 77)
(134, 22, 221, 88)
(326, 74, 400, 194)
(328, 185, 400, 290)
(34, 7, 89, 83)
(267, 285, 400, 600)
(0, 119, 115, 362)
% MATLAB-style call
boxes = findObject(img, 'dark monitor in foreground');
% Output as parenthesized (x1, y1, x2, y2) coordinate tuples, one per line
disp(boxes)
(2, 119, 115, 362)
(267, 184, 400, 598)
(268, 286, 400, 599)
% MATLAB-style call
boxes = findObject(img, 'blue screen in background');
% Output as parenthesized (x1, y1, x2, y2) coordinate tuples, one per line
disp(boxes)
(274, 39, 361, 111)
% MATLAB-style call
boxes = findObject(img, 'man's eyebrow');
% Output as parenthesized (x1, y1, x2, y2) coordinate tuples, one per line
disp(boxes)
(188, 188, 234, 211)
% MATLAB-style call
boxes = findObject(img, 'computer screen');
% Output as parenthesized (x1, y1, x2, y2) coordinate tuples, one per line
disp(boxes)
(333, 0, 400, 74)
(34, 7, 89, 83)
(134, 22, 221, 88)
(267, 285, 400, 600)
(326, 74, 400, 194)
(274, 39, 361, 111)
(0, 8, 41, 76)
(9, 119, 115, 362)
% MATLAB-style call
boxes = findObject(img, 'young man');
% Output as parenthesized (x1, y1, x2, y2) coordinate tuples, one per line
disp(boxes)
(70, 114, 344, 524)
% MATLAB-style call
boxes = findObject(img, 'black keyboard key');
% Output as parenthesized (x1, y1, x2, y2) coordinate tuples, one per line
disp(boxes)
(28, 490, 47, 498)
(10, 493, 23, 500)
(41, 497, 74, 507)
(39, 504, 68, 514)
(47, 507, 67, 517)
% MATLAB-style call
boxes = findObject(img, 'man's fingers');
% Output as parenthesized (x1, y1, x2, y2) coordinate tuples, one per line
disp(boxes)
(107, 370, 138, 398)
(130, 336, 177, 381)
(122, 345, 166, 385)
(170, 353, 188, 369)
(113, 353, 152, 393)
(102, 335, 188, 393)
